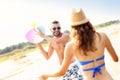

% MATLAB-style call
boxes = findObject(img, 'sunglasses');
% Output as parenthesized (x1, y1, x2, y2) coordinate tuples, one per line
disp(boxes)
(52, 26, 61, 31)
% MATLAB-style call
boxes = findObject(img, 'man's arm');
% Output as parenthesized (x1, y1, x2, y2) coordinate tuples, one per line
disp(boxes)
(57, 33, 71, 43)
(36, 42, 54, 60)
(40, 41, 73, 79)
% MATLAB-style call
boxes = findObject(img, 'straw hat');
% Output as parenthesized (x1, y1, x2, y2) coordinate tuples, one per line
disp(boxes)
(71, 8, 89, 26)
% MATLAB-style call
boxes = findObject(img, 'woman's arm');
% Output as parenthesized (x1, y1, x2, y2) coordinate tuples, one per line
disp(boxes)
(105, 33, 119, 62)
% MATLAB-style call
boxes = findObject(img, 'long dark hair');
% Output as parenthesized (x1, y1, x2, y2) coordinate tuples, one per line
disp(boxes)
(71, 21, 97, 55)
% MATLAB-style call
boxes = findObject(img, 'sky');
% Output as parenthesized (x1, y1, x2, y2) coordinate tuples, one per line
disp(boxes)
(0, 0, 120, 49)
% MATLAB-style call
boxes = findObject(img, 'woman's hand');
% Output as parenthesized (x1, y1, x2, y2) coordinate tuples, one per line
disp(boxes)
(39, 75, 48, 80)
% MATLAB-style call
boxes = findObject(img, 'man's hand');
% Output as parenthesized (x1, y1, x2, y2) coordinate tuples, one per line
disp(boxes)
(35, 29, 45, 38)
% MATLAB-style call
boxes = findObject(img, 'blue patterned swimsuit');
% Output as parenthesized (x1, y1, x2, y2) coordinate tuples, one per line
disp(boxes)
(61, 61, 83, 80)
(79, 55, 105, 78)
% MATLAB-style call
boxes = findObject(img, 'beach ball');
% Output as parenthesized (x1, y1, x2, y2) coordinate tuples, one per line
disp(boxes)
(25, 25, 46, 44)
(36, 25, 46, 34)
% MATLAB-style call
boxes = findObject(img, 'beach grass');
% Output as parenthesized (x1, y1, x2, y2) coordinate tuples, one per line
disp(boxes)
(0, 43, 48, 62)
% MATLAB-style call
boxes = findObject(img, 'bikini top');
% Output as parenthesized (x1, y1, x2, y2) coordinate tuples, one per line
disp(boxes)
(78, 55, 105, 78)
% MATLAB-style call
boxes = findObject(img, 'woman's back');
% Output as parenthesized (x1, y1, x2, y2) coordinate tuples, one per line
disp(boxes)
(70, 32, 113, 80)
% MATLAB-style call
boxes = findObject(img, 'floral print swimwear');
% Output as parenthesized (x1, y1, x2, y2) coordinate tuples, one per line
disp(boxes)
(60, 61, 83, 80)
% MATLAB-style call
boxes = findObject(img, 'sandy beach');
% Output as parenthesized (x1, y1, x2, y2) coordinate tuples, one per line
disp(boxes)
(0, 24, 120, 80)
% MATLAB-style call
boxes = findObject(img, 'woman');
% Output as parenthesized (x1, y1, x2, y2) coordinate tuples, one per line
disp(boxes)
(40, 9, 119, 80)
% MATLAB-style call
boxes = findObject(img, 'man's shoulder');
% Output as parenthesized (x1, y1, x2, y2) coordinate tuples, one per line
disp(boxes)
(62, 32, 70, 37)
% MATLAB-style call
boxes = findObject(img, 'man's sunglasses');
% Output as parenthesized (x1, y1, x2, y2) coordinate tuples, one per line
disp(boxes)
(52, 27, 61, 31)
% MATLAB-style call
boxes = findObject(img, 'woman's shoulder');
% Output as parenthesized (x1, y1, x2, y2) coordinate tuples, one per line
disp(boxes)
(66, 40, 74, 48)
(96, 32, 108, 38)
(97, 32, 106, 35)
(65, 40, 75, 53)
(96, 32, 110, 43)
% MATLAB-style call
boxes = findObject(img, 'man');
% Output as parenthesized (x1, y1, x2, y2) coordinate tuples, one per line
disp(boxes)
(37, 20, 83, 80)
(36, 20, 71, 65)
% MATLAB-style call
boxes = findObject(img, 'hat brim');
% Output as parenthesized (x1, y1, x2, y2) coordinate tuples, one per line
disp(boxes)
(71, 19, 89, 26)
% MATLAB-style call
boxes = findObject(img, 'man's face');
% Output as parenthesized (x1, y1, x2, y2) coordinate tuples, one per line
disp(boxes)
(51, 23, 61, 37)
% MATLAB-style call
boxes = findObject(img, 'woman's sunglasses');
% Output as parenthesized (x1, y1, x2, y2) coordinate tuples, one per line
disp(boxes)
(52, 26, 61, 31)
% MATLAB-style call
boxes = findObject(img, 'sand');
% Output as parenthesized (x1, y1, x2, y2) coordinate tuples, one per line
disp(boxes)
(0, 24, 120, 80)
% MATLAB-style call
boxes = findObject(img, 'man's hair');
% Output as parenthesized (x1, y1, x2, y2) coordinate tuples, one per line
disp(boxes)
(52, 20, 59, 24)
